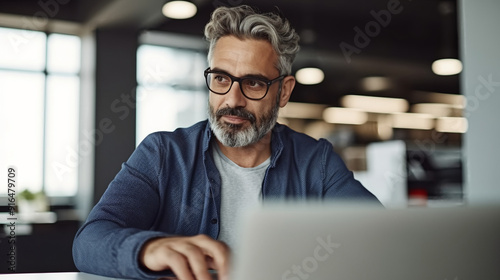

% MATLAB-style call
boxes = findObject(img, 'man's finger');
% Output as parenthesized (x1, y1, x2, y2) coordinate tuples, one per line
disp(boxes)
(172, 242, 213, 280)
(190, 235, 231, 280)
(164, 249, 196, 280)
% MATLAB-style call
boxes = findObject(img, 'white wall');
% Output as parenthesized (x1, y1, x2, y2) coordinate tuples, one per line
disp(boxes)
(460, 0, 500, 204)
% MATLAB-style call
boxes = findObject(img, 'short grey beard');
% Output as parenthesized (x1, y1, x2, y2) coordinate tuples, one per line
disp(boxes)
(208, 103, 279, 148)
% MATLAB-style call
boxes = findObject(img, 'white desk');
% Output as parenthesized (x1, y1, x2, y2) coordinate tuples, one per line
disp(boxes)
(0, 272, 126, 280)
(0, 272, 182, 280)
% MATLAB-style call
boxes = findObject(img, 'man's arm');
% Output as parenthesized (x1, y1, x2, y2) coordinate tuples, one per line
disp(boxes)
(72, 133, 229, 279)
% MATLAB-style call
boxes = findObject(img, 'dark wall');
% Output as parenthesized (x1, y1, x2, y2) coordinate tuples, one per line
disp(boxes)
(0, 220, 79, 273)
(93, 28, 138, 204)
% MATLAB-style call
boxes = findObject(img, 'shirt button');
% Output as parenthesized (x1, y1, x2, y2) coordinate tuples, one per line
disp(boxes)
(211, 218, 218, 224)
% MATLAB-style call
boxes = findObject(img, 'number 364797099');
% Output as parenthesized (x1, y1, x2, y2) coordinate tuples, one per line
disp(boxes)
(7, 167, 16, 215)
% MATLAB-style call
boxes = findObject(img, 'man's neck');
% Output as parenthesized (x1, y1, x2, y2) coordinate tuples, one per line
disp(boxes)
(216, 133, 272, 168)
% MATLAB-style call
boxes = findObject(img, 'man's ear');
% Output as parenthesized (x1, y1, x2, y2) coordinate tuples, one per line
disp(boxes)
(279, 75, 296, 107)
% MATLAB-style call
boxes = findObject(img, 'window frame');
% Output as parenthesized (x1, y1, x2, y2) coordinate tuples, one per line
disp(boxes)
(136, 31, 209, 145)
(0, 19, 85, 207)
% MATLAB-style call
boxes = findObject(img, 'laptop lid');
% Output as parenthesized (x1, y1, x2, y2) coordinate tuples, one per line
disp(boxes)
(231, 203, 500, 280)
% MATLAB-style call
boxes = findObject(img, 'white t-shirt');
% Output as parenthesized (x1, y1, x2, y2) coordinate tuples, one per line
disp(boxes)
(212, 142, 270, 249)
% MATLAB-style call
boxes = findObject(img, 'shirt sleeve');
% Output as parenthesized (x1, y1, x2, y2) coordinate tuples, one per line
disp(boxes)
(72, 133, 175, 279)
(320, 139, 382, 204)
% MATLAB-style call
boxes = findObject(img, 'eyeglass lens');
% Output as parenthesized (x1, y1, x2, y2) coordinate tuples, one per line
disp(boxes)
(206, 72, 269, 99)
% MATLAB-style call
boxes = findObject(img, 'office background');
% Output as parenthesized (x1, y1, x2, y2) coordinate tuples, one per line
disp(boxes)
(0, 0, 498, 274)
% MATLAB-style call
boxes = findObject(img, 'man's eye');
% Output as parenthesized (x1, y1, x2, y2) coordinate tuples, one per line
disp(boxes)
(246, 79, 267, 89)
(214, 74, 229, 83)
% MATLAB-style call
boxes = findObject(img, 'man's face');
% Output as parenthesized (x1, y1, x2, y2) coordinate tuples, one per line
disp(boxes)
(208, 36, 283, 147)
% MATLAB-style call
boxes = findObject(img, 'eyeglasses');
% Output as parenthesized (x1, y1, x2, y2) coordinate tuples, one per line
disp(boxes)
(204, 67, 285, 100)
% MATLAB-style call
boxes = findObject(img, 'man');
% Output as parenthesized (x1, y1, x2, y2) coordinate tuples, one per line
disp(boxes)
(73, 5, 379, 280)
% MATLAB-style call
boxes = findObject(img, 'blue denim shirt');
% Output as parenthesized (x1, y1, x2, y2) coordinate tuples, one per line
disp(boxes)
(73, 120, 379, 279)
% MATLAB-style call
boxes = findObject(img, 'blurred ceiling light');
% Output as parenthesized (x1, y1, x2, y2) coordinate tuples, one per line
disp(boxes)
(360, 76, 391, 91)
(429, 92, 465, 108)
(435, 117, 468, 133)
(414, 91, 465, 108)
(279, 102, 327, 119)
(432, 58, 463, 76)
(412, 103, 453, 118)
(341, 95, 409, 114)
(391, 113, 434, 130)
(377, 115, 394, 140)
(295, 67, 324, 85)
(162, 1, 197, 19)
(432, 2, 461, 76)
(323, 107, 368, 125)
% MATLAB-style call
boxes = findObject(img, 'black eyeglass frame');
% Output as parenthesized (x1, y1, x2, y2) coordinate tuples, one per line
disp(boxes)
(204, 67, 286, 101)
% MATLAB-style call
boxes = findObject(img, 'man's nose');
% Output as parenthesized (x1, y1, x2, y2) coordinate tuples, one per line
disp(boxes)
(223, 81, 247, 108)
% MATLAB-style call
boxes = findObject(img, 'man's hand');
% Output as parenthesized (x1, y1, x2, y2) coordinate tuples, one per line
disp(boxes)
(139, 234, 230, 280)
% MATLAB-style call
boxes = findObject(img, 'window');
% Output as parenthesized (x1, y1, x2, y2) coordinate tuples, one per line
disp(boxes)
(136, 40, 208, 146)
(0, 27, 81, 197)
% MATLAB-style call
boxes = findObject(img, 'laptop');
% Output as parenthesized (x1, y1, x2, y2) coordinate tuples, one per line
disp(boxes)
(230, 202, 500, 280)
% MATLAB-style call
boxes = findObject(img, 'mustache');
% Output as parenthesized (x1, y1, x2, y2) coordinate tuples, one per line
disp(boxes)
(216, 107, 256, 123)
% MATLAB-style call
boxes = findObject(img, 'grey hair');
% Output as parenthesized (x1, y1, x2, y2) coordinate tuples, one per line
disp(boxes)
(204, 5, 300, 75)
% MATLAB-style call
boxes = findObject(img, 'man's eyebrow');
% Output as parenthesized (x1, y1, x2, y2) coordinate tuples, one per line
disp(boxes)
(244, 73, 272, 80)
(211, 67, 271, 80)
